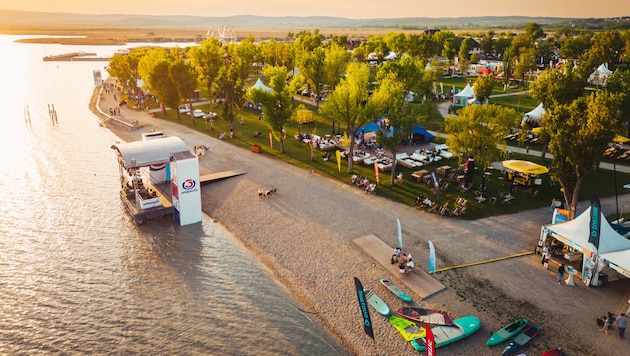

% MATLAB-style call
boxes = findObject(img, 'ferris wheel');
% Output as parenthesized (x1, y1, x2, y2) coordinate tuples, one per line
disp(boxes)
(207, 26, 237, 44)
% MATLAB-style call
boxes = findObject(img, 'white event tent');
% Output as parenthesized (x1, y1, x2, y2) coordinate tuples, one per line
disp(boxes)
(454, 83, 475, 106)
(540, 205, 630, 286)
(252, 78, 272, 92)
(521, 102, 545, 126)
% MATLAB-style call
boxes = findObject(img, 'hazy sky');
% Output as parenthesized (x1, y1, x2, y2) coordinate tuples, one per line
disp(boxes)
(2, 0, 628, 19)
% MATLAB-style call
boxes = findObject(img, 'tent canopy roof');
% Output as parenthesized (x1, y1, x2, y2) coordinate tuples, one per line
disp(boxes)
(595, 63, 613, 75)
(544, 206, 630, 254)
(455, 83, 475, 98)
(502, 160, 549, 175)
(252, 78, 272, 92)
(411, 126, 435, 141)
(525, 103, 545, 119)
(111, 136, 189, 168)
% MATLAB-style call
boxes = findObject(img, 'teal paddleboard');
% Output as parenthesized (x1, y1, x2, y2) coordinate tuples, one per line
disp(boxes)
(365, 289, 391, 317)
(380, 278, 412, 303)
(486, 318, 528, 346)
(411, 315, 481, 351)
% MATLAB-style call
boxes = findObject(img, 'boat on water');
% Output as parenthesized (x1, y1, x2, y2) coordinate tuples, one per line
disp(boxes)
(486, 318, 529, 346)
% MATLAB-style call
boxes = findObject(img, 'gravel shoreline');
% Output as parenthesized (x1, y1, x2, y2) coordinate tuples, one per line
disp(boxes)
(91, 82, 630, 355)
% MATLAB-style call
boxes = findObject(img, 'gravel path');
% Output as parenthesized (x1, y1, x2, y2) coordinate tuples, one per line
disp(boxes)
(92, 82, 630, 355)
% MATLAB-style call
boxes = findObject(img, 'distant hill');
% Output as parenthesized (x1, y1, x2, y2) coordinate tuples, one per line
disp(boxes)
(0, 10, 580, 30)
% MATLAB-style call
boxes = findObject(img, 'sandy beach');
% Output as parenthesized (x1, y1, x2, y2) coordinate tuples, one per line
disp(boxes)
(91, 80, 630, 355)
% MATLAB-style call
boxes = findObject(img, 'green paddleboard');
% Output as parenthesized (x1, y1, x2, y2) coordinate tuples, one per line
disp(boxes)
(411, 315, 481, 351)
(365, 289, 391, 317)
(380, 278, 412, 303)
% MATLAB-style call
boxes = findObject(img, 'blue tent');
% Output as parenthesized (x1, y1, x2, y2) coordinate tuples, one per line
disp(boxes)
(411, 126, 435, 141)
(359, 122, 379, 133)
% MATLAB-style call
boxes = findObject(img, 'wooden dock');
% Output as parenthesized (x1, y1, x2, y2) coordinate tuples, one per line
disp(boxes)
(43, 52, 112, 62)
(353, 234, 446, 299)
(200, 169, 246, 185)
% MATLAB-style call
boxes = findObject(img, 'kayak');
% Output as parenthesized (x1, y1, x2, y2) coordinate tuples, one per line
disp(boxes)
(501, 325, 541, 356)
(389, 315, 426, 341)
(397, 307, 456, 327)
(542, 347, 563, 356)
(486, 318, 529, 346)
(410, 315, 481, 351)
(380, 278, 412, 303)
(365, 289, 391, 317)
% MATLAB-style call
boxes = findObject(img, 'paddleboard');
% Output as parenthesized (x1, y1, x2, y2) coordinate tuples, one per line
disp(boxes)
(389, 315, 426, 341)
(365, 289, 391, 317)
(397, 307, 456, 327)
(501, 324, 541, 356)
(411, 315, 481, 351)
(380, 278, 412, 303)
(486, 318, 529, 346)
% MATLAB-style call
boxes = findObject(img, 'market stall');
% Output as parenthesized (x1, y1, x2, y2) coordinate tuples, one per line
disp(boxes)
(502, 160, 549, 186)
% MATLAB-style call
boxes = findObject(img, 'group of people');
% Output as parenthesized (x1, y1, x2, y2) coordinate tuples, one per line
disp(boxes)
(351, 174, 376, 194)
(600, 311, 627, 339)
(390, 247, 415, 274)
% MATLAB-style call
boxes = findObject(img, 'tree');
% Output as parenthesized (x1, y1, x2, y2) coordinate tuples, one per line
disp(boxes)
(581, 30, 624, 73)
(106, 49, 145, 94)
(558, 33, 591, 60)
(137, 48, 182, 119)
(514, 47, 537, 83)
(324, 44, 348, 90)
(605, 69, 630, 136)
(444, 104, 520, 170)
(524, 23, 545, 43)
(248, 66, 293, 153)
(170, 59, 199, 124)
(473, 74, 495, 103)
(215, 61, 245, 134)
(293, 104, 313, 136)
(298, 47, 326, 107)
(188, 38, 224, 100)
(479, 31, 495, 56)
(369, 72, 411, 184)
(458, 38, 472, 73)
(529, 64, 587, 110)
(319, 62, 372, 173)
(543, 92, 623, 219)
(500, 47, 515, 92)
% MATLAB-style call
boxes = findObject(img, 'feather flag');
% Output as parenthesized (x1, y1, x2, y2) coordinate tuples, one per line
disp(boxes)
(353, 277, 374, 339)
(336, 150, 341, 173)
(268, 132, 273, 150)
(424, 322, 436, 356)
(397, 218, 403, 250)
(374, 161, 379, 184)
(428, 241, 436, 274)
(589, 197, 601, 250)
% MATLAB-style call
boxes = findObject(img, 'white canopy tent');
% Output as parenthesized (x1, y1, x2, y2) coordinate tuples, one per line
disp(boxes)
(595, 63, 613, 76)
(252, 78, 272, 92)
(540, 206, 630, 285)
(521, 103, 545, 126)
(454, 83, 475, 106)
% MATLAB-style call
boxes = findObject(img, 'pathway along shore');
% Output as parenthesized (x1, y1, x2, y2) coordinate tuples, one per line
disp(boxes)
(91, 81, 630, 355)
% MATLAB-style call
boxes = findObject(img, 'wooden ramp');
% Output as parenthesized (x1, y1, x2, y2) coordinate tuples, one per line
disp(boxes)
(353, 234, 446, 299)
(200, 169, 246, 185)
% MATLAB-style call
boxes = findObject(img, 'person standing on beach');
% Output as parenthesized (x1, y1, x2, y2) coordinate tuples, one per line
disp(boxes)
(601, 312, 613, 334)
(558, 263, 565, 285)
(615, 313, 627, 338)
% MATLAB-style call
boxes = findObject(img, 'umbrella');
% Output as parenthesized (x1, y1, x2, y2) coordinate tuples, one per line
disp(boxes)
(613, 134, 630, 143)
(531, 127, 542, 134)
(502, 160, 549, 175)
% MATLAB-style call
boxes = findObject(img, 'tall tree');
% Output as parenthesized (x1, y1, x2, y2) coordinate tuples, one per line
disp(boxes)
(324, 43, 349, 90)
(215, 62, 245, 134)
(529, 64, 587, 110)
(458, 38, 472, 73)
(543, 92, 623, 219)
(247, 66, 293, 153)
(444, 104, 520, 170)
(319, 62, 373, 173)
(170, 59, 199, 124)
(369, 72, 411, 184)
(473, 74, 495, 103)
(137, 48, 182, 119)
(188, 38, 224, 99)
(605, 69, 630, 136)
(298, 47, 326, 107)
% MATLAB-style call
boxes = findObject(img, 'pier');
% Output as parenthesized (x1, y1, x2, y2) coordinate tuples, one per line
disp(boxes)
(43, 52, 112, 62)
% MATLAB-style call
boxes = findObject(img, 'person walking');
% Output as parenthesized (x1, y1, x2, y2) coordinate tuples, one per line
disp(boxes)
(616, 313, 627, 338)
(558, 263, 565, 285)
(543, 252, 551, 269)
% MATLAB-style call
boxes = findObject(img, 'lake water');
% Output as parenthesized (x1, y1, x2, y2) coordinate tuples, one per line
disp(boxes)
(0, 35, 345, 355)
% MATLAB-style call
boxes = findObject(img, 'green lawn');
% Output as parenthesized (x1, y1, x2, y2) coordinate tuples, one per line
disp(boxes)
(145, 96, 630, 221)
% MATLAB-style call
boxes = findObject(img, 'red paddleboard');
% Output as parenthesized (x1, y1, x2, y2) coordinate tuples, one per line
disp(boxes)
(542, 347, 563, 356)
